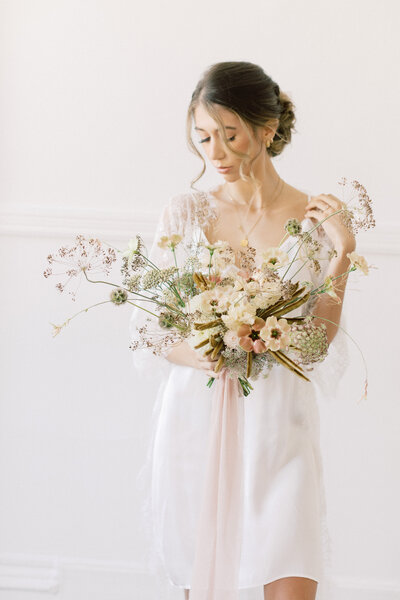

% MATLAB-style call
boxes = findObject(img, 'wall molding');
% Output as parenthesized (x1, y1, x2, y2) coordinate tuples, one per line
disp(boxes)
(0, 553, 399, 598)
(0, 553, 60, 593)
(0, 205, 398, 254)
(0, 205, 155, 243)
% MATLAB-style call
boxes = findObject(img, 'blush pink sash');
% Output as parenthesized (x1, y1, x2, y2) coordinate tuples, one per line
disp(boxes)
(190, 367, 245, 599)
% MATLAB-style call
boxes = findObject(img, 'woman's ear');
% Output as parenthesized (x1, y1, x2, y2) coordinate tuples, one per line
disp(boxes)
(262, 118, 279, 140)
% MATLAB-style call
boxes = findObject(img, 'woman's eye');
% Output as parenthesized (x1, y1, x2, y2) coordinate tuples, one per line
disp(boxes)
(198, 135, 236, 144)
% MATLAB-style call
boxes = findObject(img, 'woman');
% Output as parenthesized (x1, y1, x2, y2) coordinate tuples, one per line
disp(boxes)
(130, 61, 354, 600)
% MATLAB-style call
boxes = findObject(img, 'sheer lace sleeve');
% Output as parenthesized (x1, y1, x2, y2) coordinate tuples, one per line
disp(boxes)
(299, 219, 350, 401)
(128, 190, 217, 382)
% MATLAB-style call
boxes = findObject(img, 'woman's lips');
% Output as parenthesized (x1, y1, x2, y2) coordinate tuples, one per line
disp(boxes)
(217, 166, 232, 172)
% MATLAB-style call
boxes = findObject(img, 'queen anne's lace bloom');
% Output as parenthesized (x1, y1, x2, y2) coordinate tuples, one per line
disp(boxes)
(43, 234, 117, 301)
(290, 316, 329, 364)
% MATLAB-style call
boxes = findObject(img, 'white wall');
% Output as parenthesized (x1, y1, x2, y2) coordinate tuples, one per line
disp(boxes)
(0, 1, 399, 598)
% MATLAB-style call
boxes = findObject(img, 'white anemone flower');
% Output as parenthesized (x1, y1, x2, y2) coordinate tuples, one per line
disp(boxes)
(261, 247, 290, 270)
(122, 237, 140, 267)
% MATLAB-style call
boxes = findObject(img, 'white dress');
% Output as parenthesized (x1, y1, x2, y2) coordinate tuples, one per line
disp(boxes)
(130, 187, 348, 600)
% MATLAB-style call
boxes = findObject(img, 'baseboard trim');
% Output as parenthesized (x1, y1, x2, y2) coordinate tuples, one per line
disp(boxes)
(0, 553, 399, 598)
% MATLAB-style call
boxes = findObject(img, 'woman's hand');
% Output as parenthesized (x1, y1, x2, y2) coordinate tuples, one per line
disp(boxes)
(305, 193, 356, 255)
(164, 339, 221, 379)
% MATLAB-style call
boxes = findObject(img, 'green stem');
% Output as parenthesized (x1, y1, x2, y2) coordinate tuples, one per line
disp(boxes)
(171, 247, 182, 296)
(206, 376, 215, 388)
(83, 270, 184, 312)
(83, 271, 150, 302)
(278, 231, 290, 247)
(140, 253, 162, 271)
(126, 301, 187, 331)
(163, 280, 185, 306)
(281, 208, 345, 281)
(233, 292, 248, 306)
(287, 256, 313, 281)
(83, 270, 124, 288)
(208, 248, 214, 280)
(238, 376, 254, 396)
(125, 300, 159, 318)
(288, 255, 334, 282)
(311, 266, 356, 295)
(51, 300, 114, 331)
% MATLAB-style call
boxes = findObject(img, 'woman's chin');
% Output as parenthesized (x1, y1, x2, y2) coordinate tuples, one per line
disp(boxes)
(220, 170, 237, 179)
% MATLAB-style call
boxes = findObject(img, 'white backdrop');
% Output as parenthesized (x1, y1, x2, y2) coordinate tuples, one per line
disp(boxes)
(0, 1, 399, 599)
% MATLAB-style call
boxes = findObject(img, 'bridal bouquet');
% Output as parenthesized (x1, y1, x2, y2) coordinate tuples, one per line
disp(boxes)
(44, 177, 374, 396)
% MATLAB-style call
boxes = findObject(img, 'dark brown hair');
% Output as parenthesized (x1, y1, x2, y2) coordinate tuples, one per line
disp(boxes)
(186, 61, 296, 190)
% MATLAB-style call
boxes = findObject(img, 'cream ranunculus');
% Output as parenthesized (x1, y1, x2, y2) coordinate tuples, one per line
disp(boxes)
(221, 300, 257, 331)
(346, 251, 370, 275)
(249, 278, 282, 310)
(244, 280, 260, 295)
(233, 275, 247, 291)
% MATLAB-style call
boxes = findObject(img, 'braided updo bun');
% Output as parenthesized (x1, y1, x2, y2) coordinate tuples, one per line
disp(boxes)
(270, 89, 297, 157)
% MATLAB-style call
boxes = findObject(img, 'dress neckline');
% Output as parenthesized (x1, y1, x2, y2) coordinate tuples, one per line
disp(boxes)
(197, 186, 314, 253)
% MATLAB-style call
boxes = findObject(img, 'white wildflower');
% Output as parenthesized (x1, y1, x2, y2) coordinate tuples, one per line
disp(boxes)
(261, 247, 290, 270)
(346, 251, 370, 275)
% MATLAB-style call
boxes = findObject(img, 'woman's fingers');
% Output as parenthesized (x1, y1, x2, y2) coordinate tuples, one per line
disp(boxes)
(309, 194, 343, 211)
(318, 193, 343, 208)
(206, 370, 220, 378)
(198, 359, 218, 370)
(305, 209, 327, 221)
(198, 354, 212, 362)
(197, 357, 221, 378)
(307, 197, 332, 213)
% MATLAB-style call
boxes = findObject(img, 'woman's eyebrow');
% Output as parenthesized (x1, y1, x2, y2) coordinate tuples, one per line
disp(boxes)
(194, 126, 237, 132)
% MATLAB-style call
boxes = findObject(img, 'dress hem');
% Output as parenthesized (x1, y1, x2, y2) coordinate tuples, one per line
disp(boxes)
(165, 571, 320, 591)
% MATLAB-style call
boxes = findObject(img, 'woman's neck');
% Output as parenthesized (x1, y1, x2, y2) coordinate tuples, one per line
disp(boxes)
(223, 163, 284, 211)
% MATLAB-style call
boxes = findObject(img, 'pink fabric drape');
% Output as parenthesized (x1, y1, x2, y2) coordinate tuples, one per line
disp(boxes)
(190, 367, 245, 599)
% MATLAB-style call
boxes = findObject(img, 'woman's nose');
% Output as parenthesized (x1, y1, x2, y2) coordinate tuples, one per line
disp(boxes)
(208, 138, 226, 161)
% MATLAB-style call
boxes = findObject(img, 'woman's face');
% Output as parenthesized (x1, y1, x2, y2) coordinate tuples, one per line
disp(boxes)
(193, 103, 271, 180)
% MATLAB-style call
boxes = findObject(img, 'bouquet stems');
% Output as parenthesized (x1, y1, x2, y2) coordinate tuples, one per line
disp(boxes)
(206, 374, 254, 396)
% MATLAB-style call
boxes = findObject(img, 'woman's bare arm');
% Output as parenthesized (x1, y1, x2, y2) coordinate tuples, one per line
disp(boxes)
(310, 249, 352, 344)
(304, 192, 357, 345)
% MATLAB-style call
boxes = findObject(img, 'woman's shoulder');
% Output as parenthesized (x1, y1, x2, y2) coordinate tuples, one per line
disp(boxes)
(164, 187, 217, 228)
(283, 183, 311, 219)
(284, 184, 334, 251)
